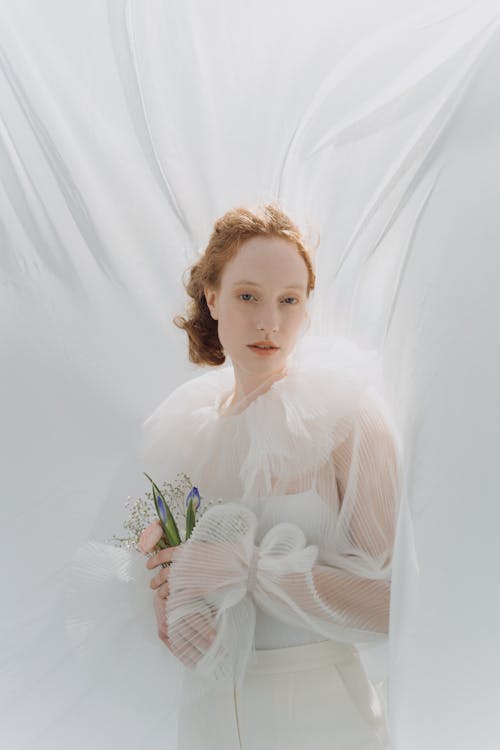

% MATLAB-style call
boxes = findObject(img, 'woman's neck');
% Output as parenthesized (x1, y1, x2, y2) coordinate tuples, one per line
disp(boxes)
(224, 366, 288, 414)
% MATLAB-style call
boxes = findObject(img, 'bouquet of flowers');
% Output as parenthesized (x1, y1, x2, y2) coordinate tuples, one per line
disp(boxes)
(107, 471, 222, 567)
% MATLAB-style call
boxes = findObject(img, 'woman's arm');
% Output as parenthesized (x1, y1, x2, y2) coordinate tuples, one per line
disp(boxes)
(239, 388, 402, 636)
(332, 387, 401, 566)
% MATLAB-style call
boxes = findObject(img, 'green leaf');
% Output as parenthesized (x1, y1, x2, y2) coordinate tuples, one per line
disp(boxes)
(143, 472, 182, 546)
(185, 496, 196, 540)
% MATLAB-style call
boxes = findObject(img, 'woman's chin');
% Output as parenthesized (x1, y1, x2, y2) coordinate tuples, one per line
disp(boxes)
(228, 346, 287, 369)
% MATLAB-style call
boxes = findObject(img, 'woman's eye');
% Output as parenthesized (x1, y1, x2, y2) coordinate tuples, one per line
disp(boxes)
(238, 294, 299, 304)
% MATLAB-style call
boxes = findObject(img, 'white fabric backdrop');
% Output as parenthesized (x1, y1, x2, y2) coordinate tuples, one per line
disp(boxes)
(1, 1, 500, 748)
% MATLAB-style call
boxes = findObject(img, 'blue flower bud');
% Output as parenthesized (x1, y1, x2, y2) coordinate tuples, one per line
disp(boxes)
(155, 490, 168, 526)
(185, 486, 201, 512)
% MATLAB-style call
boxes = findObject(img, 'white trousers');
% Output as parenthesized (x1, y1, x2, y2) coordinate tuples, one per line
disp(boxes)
(177, 639, 391, 750)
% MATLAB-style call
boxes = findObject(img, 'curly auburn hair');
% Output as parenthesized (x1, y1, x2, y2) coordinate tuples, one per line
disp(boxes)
(173, 202, 317, 367)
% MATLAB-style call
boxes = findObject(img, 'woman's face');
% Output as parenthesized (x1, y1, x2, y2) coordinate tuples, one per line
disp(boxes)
(204, 235, 310, 376)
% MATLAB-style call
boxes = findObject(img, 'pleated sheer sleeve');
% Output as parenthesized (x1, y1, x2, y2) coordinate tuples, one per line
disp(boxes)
(300, 386, 403, 635)
(163, 386, 403, 687)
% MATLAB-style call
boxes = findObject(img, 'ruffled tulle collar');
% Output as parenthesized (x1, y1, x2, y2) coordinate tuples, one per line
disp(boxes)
(210, 333, 382, 421)
(141, 333, 383, 502)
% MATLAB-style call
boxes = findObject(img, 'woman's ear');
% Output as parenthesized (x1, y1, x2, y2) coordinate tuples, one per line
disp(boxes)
(204, 287, 218, 320)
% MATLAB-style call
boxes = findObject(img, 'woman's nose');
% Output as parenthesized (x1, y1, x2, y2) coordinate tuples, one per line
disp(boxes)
(257, 325, 278, 334)
(256, 313, 279, 333)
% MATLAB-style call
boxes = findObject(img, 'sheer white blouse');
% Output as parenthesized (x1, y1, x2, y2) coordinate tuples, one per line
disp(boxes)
(139, 334, 403, 688)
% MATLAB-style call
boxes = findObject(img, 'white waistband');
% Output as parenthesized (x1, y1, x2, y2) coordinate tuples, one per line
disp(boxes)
(246, 639, 357, 674)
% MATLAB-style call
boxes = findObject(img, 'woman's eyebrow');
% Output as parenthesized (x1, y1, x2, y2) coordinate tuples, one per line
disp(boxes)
(232, 280, 306, 291)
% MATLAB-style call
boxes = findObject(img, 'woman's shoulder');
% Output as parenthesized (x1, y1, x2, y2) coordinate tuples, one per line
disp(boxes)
(288, 333, 381, 381)
(282, 334, 384, 419)
(139, 365, 233, 471)
(142, 365, 232, 426)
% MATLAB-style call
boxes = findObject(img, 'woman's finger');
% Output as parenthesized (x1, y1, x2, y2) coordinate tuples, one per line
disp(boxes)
(154, 591, 169, 641)
(174, 640, 205, 667)
(146, 544, 180, 569)
(155, 593, 204, 664)
(150, 565, 170, 591)
(156, 577, 170, 598)
(169, 628, 206, 667)
(181, 613, 217, 651)
(167, 613, 216, 663)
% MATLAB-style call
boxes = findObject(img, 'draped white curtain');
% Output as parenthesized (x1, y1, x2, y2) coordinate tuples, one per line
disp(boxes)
(1, 1, 500, 748)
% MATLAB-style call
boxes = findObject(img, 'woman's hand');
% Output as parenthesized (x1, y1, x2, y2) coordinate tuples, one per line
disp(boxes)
(139, 520, 182, 599)
(139, 520, 217, 664)
(146, 544, 181, 593)
(153, 588, 217, 666)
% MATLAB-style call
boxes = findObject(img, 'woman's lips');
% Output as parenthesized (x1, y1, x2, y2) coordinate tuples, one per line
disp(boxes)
(247, 345, 280, 356)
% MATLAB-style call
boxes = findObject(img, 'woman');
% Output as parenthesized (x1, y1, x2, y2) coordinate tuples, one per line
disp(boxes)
(139, 202, 402, 749)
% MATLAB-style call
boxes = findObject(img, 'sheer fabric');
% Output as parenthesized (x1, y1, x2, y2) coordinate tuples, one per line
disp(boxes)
(136, 334, 403, 709)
